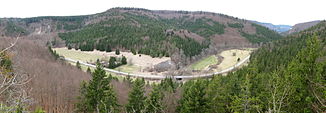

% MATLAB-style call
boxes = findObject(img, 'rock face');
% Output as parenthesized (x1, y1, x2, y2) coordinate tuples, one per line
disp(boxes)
(285, 20, 321, 34)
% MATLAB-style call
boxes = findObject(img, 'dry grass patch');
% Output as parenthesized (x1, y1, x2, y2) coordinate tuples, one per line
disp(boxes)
(214, 48, 254, 71)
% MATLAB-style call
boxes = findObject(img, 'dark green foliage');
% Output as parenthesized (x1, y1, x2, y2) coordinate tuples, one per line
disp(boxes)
(76, 63, 119, 113)
(108, 57, 117, 69)
(131, 48, 137, 55)
(48, 46, 59, 60)
(240, 24, 282, 43)
(126, 78, 146, 113)
(229, 74, 261, 113)
(228, 23, 244, 28)
(0, 52, 12, 70)
(115, 49, 120, 55)
(252, 23, 282, 41)
(105, 45, 112, 52)
(86, 67, 91, 73)
(177, 79, 209, 113)
(178, 21, 326, 113)
(107, 56, 128, 69)
(79, 41, 94, 51)
(58, 12, 224, 57)
(121, 56, 127, 65)
(164, 17, 225, 37)
(76, 61, 81, 69)
(67, 45, 72, 50)
(159, 77, 178, 92)
(172, 36, 209, 56)
(145, 84, 164, 113)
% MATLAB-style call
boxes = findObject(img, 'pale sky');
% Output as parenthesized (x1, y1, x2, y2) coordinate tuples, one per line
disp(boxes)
(0, 0, 325, 25)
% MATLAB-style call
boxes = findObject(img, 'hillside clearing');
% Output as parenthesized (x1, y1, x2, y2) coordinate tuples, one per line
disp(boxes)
(53, 47, 170, 74)
(190, 55, 218, 70)
(214, 48, 254, 71)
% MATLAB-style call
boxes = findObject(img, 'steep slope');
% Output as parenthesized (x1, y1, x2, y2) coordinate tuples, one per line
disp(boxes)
(177, 21, 326, 113)
(0, 37, 135, 112)
(285, 20, 321, 34)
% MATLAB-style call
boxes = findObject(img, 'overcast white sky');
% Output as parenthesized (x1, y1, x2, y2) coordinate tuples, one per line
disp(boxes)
(0, 0, 325, 25)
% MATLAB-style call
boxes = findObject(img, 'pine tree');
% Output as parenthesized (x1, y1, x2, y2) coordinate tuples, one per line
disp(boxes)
(229, 74, 261, 113)
(177, 79, 209, 113)
(68, 45, 72, 50)
(86, 67, 91, 73)
(76, 63, 119, 113)
(121, 56, 127, 65)
(108, 57, 117, 69)
(284, 34, 323, 112)
(206, 76, 228, 113)
(126, 78, 146, 113)
(115, 49, 120, 55)
(76, 61, 81, 69)
(145, 84, 164, 113)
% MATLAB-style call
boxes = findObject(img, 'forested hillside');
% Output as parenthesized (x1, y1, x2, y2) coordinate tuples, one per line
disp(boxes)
(0, 8, 281, 59)
(176, 21, 326, 112)
(57, 8, 281, 58)
(72, 21, 326, 113)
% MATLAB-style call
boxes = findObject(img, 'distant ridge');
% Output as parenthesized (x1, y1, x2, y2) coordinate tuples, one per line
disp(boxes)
(251, 21, 292, 33)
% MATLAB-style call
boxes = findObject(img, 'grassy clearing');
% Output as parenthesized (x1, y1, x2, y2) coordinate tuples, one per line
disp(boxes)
(54, 48, 105, 62)
(54, 48, 140, 75)
(214, 48, 254, 71)
(190, 55, 218, 70)
(115, 64, 140, 73)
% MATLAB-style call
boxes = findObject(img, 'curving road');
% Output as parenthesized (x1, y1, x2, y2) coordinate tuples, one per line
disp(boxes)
(63, 55, 250, 80)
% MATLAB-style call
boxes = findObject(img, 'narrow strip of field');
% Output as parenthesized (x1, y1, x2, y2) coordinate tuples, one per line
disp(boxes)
(190, 55, 218, 70)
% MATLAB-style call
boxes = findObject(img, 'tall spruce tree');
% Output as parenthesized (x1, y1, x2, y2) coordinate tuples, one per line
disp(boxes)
(126, 78, 146, 113)
(76, 63, 119, 113)
(177, 79, 209, 113)
(145, 84, 164, 113)
(229, 74, 261, 113)
(284, 34, 324, 112)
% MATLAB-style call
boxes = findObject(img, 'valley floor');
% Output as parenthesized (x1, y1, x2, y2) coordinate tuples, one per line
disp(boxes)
(54, 47, 254, 79)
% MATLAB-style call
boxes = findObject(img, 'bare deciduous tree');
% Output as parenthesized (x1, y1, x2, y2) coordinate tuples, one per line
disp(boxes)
(0, 34, 33, 112)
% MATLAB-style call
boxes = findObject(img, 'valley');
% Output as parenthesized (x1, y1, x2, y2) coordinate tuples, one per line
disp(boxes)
(54, 47, 253, 79)
(0, 6, 325, 113)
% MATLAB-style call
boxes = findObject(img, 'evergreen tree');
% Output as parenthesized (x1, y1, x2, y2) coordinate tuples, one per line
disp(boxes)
(86, 67, 91, 73)
(126, 78, 146, 113)
(145, 84, 164, 113)
(160, 77, 177, 93)
(108, 57, 117, 69)
(284, 34, 323, 112)
(68, 45, 72, 50)
(177, 79, 209, 113)
(76, 63, 119, 113)
(206, 76, 228, 113)
(115, 49, 120, 55)
(131, 48, 137, 55)
(76, 61, 81, 69)
(121, 56, 127, 65)
(229, 74, 261, 113)
(106, 45, 112, 52)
